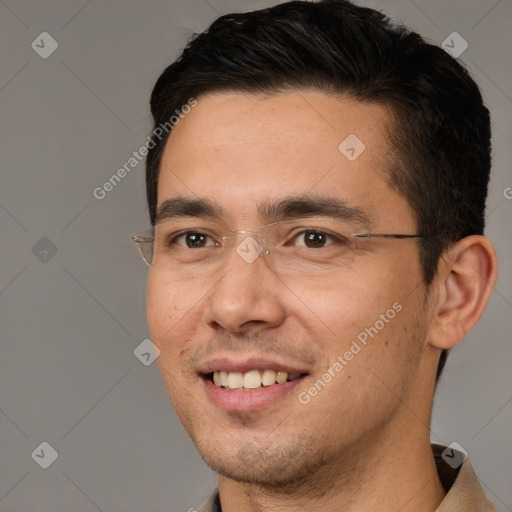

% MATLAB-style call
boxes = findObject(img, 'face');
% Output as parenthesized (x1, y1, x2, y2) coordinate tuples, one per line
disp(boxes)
(147, 90, 436, 486)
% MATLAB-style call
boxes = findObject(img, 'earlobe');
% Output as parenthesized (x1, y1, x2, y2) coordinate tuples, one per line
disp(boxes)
(427, 235, 498, 350)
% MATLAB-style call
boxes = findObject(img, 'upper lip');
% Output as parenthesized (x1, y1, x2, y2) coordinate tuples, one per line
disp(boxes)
(198, 356, 310, 375)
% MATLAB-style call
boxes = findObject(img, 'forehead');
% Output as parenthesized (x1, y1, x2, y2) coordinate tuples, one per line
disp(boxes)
(157, 90, 414, 229)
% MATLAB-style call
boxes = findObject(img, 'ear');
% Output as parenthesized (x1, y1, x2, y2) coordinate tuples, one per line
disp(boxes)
(427, 235, 498, 350)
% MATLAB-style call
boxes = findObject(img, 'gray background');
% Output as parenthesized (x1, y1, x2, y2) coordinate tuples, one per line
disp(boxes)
(0, 0, 511, 511)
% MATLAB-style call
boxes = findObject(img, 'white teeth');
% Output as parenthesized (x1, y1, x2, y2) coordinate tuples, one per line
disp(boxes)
(219, 371, 228, 387)
(261, 369, 276, 386)
(243, 370, 262, 389)
(276, 371, 288, 384)
(227, 372, 244, 390)
(211, 369, 303, 390)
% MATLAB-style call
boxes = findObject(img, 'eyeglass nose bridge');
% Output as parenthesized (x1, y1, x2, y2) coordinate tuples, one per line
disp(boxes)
(222, 229, 272, 264)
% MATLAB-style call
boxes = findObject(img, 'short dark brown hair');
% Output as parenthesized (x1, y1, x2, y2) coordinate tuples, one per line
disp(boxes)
(146, 0, 492, 380)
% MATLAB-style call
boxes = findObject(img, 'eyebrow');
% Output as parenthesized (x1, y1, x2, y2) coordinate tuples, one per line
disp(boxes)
(155, 195, 372, 228)
(155, 197, 223, 224)
(259, 196, 372, 227)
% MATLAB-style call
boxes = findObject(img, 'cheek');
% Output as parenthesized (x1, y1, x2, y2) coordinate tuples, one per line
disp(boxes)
(146, 272, 171, 336)
(146, 271, 200, 356)
(147, 272, 202, 411)
(296, 257, 424, 362)
(290, 263, 403, 327)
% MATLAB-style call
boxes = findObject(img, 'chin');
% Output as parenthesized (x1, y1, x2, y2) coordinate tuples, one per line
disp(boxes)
(194, 433, 331, 489)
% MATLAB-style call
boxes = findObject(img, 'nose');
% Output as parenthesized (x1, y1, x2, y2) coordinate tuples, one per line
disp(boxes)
(203, 234, 287, 334)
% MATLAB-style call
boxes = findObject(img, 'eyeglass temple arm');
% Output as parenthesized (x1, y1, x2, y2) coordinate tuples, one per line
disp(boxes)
(352, 233, 435, 239)
(132, 235, 154, 243)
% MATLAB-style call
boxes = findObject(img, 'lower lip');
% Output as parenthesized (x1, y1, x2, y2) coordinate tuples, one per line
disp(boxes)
(202, 376, 306, 412)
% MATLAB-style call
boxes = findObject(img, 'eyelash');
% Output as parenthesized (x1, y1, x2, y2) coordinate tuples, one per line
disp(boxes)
(168, 231, 218, 248)
(165, 229, 346, 248)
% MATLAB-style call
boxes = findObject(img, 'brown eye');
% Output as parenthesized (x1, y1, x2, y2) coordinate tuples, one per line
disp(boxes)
(303, 231, 327, 248)
(172, 232, 216, 248)
(185, 233, 207, 248)
(291, 230, 335, 249)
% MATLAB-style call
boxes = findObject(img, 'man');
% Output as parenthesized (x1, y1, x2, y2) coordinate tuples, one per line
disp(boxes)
(135, 1, 499, 510)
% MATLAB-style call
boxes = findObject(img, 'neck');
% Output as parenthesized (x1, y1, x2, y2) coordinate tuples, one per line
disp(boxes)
(217, 412, 445, 512)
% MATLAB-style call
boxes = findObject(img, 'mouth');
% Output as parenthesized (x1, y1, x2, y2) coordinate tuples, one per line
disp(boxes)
(198, 358, 310, 412)
(206, 369, 306, 391)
